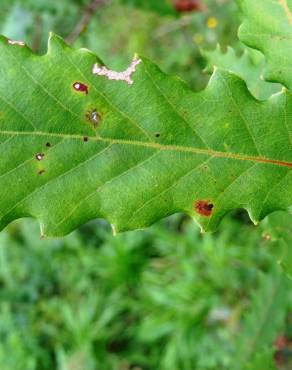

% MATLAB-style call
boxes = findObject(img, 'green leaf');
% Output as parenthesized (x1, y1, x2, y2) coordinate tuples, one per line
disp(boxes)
(231, 270, 290, 369)
(202, 45, 281, 100)
(244, 349, 277, 370)
(117, 0, 176, 16)
(238, 0, 292, 89)
(260, 212, 292, 278)
(0, 33, 291, 236)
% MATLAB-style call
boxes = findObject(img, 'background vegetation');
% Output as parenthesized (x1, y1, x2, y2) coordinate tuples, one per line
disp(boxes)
(0, 1, 291, 369)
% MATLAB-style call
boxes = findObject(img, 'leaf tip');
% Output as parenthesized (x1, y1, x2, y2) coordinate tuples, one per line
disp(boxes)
(47, 33, 68, 55)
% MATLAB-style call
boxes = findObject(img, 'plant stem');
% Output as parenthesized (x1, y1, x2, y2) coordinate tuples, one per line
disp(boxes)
(66, 0, 110, 44)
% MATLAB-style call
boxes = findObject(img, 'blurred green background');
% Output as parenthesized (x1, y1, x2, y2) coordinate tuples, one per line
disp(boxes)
(0, 1, 291, 369)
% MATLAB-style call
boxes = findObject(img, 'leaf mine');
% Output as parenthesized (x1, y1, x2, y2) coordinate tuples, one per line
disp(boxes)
(92, 56, 142, 85)
(8, 39, 25, 46)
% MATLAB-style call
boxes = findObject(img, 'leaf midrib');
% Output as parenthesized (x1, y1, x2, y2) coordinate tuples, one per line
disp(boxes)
(1, 130, 291, 168)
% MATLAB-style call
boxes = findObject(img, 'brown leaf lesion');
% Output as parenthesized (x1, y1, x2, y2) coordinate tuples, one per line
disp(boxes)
(194, 200, 214, 217)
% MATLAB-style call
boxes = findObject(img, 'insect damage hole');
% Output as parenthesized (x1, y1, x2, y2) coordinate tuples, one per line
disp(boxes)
(92, 56, 142, 85)
(35, 153, 45, 161)
(73, 82, 89, 94)
(194, 200, 214, 217)
(86, 109, 101, 128)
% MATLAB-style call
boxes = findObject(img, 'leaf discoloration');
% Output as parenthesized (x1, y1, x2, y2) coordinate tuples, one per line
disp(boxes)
(195, 200, 214, 217)
(73, 82, 88, 94)
(35, 153, 45, 161)
(92, 57, 142, 85)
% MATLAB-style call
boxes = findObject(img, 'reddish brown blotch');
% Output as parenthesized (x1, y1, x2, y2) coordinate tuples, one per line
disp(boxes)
(175, 0, 205, 12)
(194, 200, 214, 217)
(274, 335, 292, 367)
(73, 82, 89, 94)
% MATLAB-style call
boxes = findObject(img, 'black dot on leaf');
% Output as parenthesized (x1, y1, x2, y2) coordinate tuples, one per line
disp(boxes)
(155, 133, 160, 138)
(46, 142, 51, 147)
(83, 136, 89, 142)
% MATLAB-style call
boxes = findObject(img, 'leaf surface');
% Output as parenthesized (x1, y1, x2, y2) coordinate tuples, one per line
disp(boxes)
(261, 212, 292, 277)
(238, 0, 292, 89)
(231, 270, 290, 369)
(0, 33, 291, 236)
(118, 0, 176, 16)
(202, 45, 281, 100)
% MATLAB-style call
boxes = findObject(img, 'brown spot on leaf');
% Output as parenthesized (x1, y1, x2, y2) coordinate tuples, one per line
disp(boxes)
(194, 200, 214, 217)
(73, 82, 88, 94)
(86, 108, 101, 128)
(38, 169, 45, 175)
(83, 136, 89, 142)
(35, 153, 45, 161)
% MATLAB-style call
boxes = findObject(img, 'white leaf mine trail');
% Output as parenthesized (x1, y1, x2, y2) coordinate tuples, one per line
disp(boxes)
(92, 57, 142, 85)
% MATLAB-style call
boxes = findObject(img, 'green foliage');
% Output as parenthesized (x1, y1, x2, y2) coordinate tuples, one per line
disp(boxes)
(232, 270, 290, 369)
(0, 27, 291, 236)
(118, 0, 176, 16)
(238, 0, 292, 89)
(0, 213, 290, 370)
(244, 350, 278, 370)
(0, 1, 291, 369)
(260, 212, 292, 278)
(203, 45, 281, 100)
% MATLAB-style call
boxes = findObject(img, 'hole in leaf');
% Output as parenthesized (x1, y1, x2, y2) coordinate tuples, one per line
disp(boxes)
(73, 82, 88, 94)
(86, 109, 101, 128)
(35, 153, 45, 161)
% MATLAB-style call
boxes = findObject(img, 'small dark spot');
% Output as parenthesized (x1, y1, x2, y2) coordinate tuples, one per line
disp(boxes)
(46, 142, 51, 147)
(83, 136, 89, 142)
(35, 153, 45, 161)
(194, 200, 214, 217)
(38, 169, 45, 175)
(155, 133, 160, 138)
(86, 108, 101, 127)
(73, 82, 88, 94)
